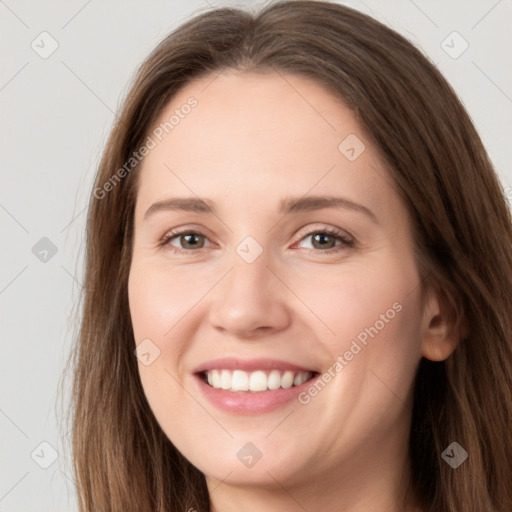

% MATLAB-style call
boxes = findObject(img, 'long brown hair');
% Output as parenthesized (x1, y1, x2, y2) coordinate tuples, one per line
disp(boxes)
(63, 1, 512, 510)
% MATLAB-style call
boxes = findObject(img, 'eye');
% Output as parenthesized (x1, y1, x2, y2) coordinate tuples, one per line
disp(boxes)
(160, 229, 212, 254)
(159, 226, 354, 255)
(294, 227, 354, 254)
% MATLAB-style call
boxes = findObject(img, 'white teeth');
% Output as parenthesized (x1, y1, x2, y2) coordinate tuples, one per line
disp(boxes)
(281, 370, 294, 389)
(220, 369, 231, 390)
(249, 370, 268, 392)
(267, 370, 281, 390)
(204, 369, 313, 392)
(294, 372, 308, 386)
(231, 370, 249, 391)
(211, 369, 221, 388)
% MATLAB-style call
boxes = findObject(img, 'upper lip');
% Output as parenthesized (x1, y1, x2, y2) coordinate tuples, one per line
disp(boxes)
(192, 357, 317, 374)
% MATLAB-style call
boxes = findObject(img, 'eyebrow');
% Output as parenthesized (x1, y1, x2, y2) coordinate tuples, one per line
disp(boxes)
(143, 195, 377, 223)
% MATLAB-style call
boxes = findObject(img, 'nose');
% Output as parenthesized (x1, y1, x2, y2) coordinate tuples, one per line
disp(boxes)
(207, 251, 291, 340)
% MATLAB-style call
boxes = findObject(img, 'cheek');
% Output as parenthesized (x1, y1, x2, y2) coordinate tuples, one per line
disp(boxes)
(285, 261, 423, 457)
(127, 263, 187, 404)
(128, 261, 243, 475)
(290, 255, 422, 346)
(128, 263, 196, 429)
(128, 260, 201, 345)
(293, 256, 424, 401)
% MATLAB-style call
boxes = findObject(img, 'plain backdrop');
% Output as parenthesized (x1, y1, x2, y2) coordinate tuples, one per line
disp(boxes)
(1, 0, 511, 510)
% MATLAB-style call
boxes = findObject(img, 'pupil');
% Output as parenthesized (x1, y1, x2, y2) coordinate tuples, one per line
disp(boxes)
(313, 233, 334, 249)
(182, 234, 203, 249)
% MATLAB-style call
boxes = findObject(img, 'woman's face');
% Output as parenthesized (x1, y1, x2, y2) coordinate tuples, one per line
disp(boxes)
(128, 71, 434, 492)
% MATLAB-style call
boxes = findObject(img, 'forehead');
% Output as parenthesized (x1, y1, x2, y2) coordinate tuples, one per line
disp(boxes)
(153, 69, 357, 151)
(135, 70, 401, 225)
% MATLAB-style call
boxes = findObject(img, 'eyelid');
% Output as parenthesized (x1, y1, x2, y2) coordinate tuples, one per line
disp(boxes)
(293, 223, 354, 244)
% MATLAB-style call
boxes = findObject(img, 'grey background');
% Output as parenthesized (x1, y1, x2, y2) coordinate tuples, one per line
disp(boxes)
(1, 0, 511, 510)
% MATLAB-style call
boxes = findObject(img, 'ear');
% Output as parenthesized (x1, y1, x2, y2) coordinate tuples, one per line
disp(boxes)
(420, 286, 467, 361)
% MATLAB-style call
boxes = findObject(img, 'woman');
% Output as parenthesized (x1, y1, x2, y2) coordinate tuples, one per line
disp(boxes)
(68, 1, 512, 510)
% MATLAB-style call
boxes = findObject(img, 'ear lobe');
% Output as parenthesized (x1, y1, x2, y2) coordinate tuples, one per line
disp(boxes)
(420, 288, 465, 362)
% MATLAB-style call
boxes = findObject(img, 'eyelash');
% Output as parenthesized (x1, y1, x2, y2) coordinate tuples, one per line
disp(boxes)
(158, 227, 355, 256)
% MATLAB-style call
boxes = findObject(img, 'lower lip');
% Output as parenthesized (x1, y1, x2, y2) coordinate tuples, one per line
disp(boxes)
(194, 374, 317, 414)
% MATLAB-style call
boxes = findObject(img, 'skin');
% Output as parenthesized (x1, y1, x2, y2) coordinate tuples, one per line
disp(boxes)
(128, 70, 459, 511)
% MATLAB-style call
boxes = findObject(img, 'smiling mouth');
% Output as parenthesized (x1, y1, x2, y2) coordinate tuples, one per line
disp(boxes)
(199, 369, 319, 392)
